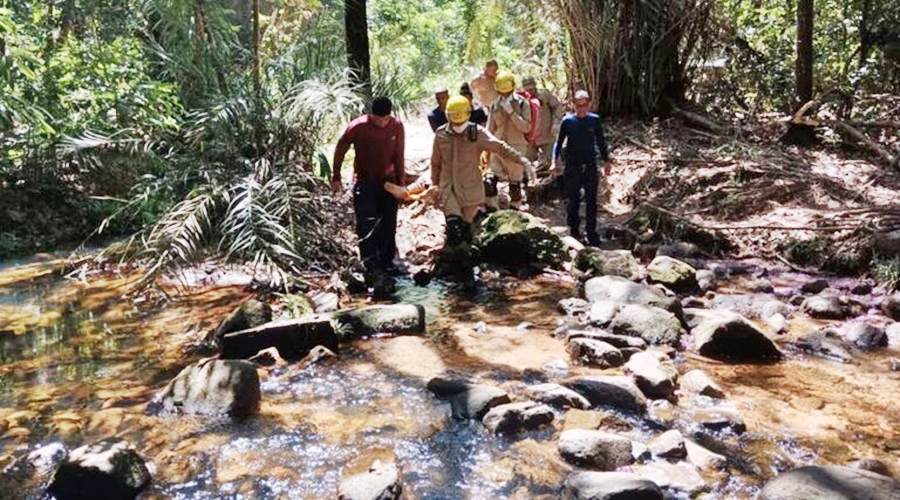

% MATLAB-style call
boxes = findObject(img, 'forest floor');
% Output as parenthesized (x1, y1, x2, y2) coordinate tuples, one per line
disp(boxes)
(392, 111, 900, 275)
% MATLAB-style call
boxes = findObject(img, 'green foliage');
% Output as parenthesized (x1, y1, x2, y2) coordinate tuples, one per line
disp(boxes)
(873, 255, 900, 291)
(778, 237, 826, 267)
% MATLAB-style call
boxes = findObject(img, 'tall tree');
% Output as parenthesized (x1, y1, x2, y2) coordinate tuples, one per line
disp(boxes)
(345, 0, 371, 93)
(796, 0, 814, 105)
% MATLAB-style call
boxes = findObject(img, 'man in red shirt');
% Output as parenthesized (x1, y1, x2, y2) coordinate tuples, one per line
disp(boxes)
(333, 97, 405, 295)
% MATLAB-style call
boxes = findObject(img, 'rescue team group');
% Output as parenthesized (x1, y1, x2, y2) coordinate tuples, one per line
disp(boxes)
(332, 60, 610, 294)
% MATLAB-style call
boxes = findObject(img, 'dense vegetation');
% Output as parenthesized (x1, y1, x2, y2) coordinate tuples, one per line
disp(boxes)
(1, 0, 897, 279)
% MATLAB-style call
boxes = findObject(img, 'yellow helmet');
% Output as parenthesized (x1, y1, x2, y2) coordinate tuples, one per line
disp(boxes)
(495, 71, 515, 94)
(445, 95, 471, 125)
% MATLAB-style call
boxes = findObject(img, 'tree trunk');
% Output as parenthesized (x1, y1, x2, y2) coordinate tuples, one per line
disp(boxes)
(784, 0, 816, 145)
(251, 0, 264, 154)
(345, 0, 371, 94)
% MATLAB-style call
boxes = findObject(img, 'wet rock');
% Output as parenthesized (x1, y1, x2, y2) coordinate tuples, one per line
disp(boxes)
(298, 345, 338, 368)
(583, 276, 684, 321)
(765, 313, 787, 334)
(559, 298, 590, 316)
(695, 270, 717, 292)
(208, 299, 272, 346)
(562, 235, 586, 252)
(761, 300, 790, 319)
(680, 370, 726, 399)
(657, 242, 702, 259)
(482, 401, 555, 435)
(685, 439, 727, 470)
(338, 459, 402, 500)
(426, 376, 471, 396)
(874, 229, 900, 257)
(0, 442, 69, 498)
(649, 430, 687, 460)
(886, 322, 900, 340)
(566, 330, 648, 350)
(149, 359, 260, 418)
(803, 295, 860, 320)
(311, 292, 340, 313)
(558, 430, 634, 470)
(647, 400, 678, 427)
(222, 318, 338, 360)
(525, 383, 590, 410)
(748, 278, 774, 293)
(48, 439, 151, 500)
(623, 351, 678, 400)
(620, 347, 643, 361)
(542, 359, 570, 378)
(635, 461, 706, 496)
(759, 465, 900, 500)
(647, 256, 699, 294)
(789, 295, 806, 306)
(567, 339, 625, 368)
(692, 405, 746, 434)
(890, 358, 900, 372)
(564, 376, 648, 414)
(448, 385, 511, 420)
(563, 471, 663, 500)
(632, 442, 652, 462)
(686, 309, 782, 363)
(681, 297, 706, 309)
(794, 327, 853, 363)
(573, 248, 643, 281)
(588, 301, 619, 327)
(247, 346, 287, 367)
(801, 278, 830, 294)
(475, 210, 566, 268)
(844, 323, 888, 350)
(849, 458, 891, 477)
(323, 304, 427, 339)
(851, 280, 874, 295)
(609, 304, 685, 346)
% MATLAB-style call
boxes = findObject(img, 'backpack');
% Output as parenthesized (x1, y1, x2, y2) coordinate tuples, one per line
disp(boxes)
(517, 90, 542, 145)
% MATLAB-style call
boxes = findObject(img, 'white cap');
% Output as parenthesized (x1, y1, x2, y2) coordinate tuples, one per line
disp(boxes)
(574, 90, 590, 101)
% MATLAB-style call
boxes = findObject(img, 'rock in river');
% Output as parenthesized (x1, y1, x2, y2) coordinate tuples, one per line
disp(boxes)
(525, 383, 590, 410)
(573, 248, 643, 281)
(692, 405, 746, 434)
(623, 351, 678, 401)
(567, 338, 624, 368)
(558, 430, 634, 470)
(843, 322, 888, 350)
(48, 439, 151, 500)
(207, 299, 272, 346)
(793, 327, 854, 363)
(647, 256, 699, 293)
(802, 294, 859, 320)
(563, 471, 663, 500)
(338, 459, 402, 500)
(584, 276, 684, 321)
(759, 465, 900, 500)
(427, 378, 511, 420)
(222, 318, 339, 360)
(566, 330, 647, 350)
(475, 210, 566, 268)
(882, 293, 900, 321)
(679, 369, 726, 399)
(482, 401, 555, 435)
(564, 376, 648, 414)
(686, 309, 782, 363)
(648, 430, 687, 460)
(609, 304, 686, 346)
(150, 359, 260, 418)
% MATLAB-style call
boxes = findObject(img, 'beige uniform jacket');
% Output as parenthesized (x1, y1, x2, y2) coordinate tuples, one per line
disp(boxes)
(469, 74, 499, 108)
(431, 124, 529, 220)
(488, 94, 532, 150)
(535, 90, 564, 146)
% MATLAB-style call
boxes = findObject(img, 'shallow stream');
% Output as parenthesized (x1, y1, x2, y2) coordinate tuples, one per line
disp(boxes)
(2, 256, 900, 499)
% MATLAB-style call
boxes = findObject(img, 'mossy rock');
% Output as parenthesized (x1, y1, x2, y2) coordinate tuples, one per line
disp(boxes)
(647, 256, 699, 293)
(574, 248, 643, 281)
(475, 210, 565, 269)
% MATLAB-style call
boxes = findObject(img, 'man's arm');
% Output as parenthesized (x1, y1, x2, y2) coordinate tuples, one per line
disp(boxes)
(594, 115, 609, 162)
(479, 128, 531, 170)
(430, 135, 442, 187)
(332, 124, 355, 192)
(553, 118, 568, 164)
(427, 111, 441, 132)
(394, 121, 406, 185)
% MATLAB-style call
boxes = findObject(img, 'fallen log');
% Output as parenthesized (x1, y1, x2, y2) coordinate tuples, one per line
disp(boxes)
(320, 303, 426, 339)
(672, 107, 728, 135)
(829, 120, 898, 167)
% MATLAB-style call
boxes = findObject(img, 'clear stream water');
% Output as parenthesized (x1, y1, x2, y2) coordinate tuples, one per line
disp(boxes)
(1, 257, 899, 499)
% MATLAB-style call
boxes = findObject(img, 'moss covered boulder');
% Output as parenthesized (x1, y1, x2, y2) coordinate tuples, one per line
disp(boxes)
(647, 256, 698, 293)
(574, 249, 643, 281)
(475, 210, 565, 268)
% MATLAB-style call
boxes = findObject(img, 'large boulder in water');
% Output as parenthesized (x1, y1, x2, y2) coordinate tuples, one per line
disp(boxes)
(474, 210, 566, 268)
(623, 351, 679, 400)
(48, 439, 151, 500)
(338, 459, 403, 500)
(149, 359, 260, 418)
(609, 304, 686, 346)
(426, 377, 511, 420)
(564, 375, 648, 414)
(573, 249, 643, 281)
(323, 304, 426, 339)
(567, 338, 624, 368)
(482, 401, 555, 435)
(558, 430, 635, 470)
(686, 309, 782, 363)
(563, 471, 663, 500)
(802, 294, 860, 320)
(647, 256, 699, 293)
(759, 465, 900, 500)
(584, 276, 684, 323)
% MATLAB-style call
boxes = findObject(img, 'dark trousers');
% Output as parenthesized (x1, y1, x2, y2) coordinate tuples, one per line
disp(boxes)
(563, 161, 599, 236)
(353, 182, 398, 271)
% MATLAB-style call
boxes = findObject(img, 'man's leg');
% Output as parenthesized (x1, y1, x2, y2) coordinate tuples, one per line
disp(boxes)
(563, 163, 582, 239)
(487, 155, 507, 209)
(375, 186, 399, 270)
(504, 154, 526, 209)
(583, 162, 600, 246)
(353, 183, 380, 272)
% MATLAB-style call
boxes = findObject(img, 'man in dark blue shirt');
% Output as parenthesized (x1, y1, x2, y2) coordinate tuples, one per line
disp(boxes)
(552, 90, 610, 246)
(428, 87, 450, 132)
(460, 82, 488, 126)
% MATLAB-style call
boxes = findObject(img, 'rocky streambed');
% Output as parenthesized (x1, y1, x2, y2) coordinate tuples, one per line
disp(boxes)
(3, 214, 900, 499)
